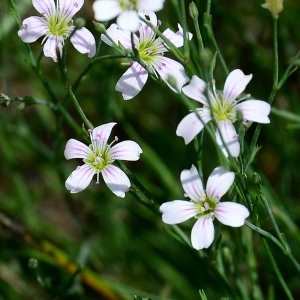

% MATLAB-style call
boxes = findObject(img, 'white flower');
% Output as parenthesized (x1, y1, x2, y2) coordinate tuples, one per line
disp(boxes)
(160, 165, 249, 250)
(64, 122, 142, 197)
(101, 11, 192, 100)
(18, 0, 96, 62)
(92, 0, 165, 32)
(176, 69, 271, 157)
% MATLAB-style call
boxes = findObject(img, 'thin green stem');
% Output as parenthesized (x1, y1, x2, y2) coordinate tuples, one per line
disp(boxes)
(67, 86, 94, 130)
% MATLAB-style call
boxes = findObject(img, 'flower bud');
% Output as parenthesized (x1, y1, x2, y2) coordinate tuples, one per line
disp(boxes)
(262, 0, 283, 19)
(28, 258, 38, 269)
(252, 172, 261, 185)
(189, 2, 199, 20)
(93, 21, 106, 33)
(74, 17, 85, 29)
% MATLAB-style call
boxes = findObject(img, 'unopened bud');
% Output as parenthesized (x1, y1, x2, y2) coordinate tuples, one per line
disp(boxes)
(252, 172, 261, 184)
(28, 258, 38, 269)
(93, 21, 106, 33)
(74, 18, 85, 29)
(199, 48, 213, 69)
(189, 2, 199, 20)
(262, 0, 283, 19)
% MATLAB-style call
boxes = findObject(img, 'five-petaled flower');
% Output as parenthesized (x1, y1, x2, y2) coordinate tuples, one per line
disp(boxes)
(101, 11, 192, 100)
(18, 0, 96, 62)
(93, 0, 165, 32)
(64, 122, 142, 197)
(176, 69, 271, 157)
(160, 165, 250, 250)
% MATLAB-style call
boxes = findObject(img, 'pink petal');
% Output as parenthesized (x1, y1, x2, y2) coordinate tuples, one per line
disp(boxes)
(117, 11, 140, 32)
(162, 24, 192, 49)
(215, 202, 250, 227)
(92, 122, 117, 145)
(70, 27, 96, 58)
(191, 216, 214, 250)
(65, 164, 95, 193)
(180, 165, 205, 201)
(223, 69, 252, 103)
(215, 120, 240, 157)
(176, 109, 211, 144)
(206, 166, 235, 201)
(115, 62, 148, 100)
(58, 0, 83, 19)
(93, 0, 121, 22)
(109, 141, 142, 161)
(18, 16, 48, 43)
(102, 165, 131, 198)
(64, 139, 92, 160)
(160, 200, 197, 224)
(43, 35, 64, 62)
(182, 75, 208, 104)
(33, 0, 55, 17)
(101, 23, 136, 48)
(153, 57, 189, 93)
(236, 100, 271, 124)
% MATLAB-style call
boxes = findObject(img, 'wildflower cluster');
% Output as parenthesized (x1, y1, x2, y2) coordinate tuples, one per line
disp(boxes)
(17, 0, 274, 253)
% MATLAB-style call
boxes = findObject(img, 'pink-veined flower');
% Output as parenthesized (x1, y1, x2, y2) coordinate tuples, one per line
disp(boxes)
(18, 0, 96, 62)
(176, 69, 271, 157)
(160, 165, 250, 250)
(93, 0, 165, 32)
(101, 11, 192, 100)
(64, 122, 142, 197)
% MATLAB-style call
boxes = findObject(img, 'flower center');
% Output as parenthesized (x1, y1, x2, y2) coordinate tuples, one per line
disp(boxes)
(193, 196, 217, 219)
(119, 0, 137, 11)
(209, 93, 237, 122)
(46, 10, 74, 38)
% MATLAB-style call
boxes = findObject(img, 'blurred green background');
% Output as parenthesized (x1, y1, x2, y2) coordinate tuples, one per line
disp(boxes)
(1, 0, 300, 299)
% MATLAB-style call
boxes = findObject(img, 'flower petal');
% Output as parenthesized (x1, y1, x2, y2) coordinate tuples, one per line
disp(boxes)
(117, 11, 140, 32)
(215, 120, 240, 157)
(191, 216, 215, 250)
(206, 166, 235, 201)
(176, 109, 211, 144)
(43, 35, 64, 61)
(138, 10, 158, 28)
(101, 23, 135, 48)
(215, 202, 250, 227)
(18, 16, 48, 43)
(102, 165, 131, 197)
(65, 164, 95, 193)
(58, 0, 84, 18)
(182, 75, 208, 104)
(153, 57, 189, 93)
(160, 200, 197, 224)
(138, 0, 165, 11)
(93, 0, 121, 22)
(236, 100, 271, 123)
(70, 27, 96, 58)
(33, 0, 55, 17)
(223, 69, 252, 103)
(180, 165, 205, 201)
(92, 122, 117, 145)
(109, 141, 142, 161)
(116, 62, 148, 100)
(162, 24, 193, 49)
(64, 139, 93, 159)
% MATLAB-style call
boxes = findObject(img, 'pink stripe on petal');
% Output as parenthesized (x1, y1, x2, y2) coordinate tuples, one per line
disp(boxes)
(160, 200, 197, 224)
(33, 0, 55, 17)
(65, 164, 95, 193)
(206, 166, 235, 200)
(71, 27, 96, 58)
(116, 62, 148, 100)
(110, 141, 142, 161)
(64, 139, 92, 160)
(102, 165, 131, 198)
(92, 123, 116, 145)
(223, 69, 252, 103)
(180, 165, 205, 201)
(58, 0, 83, 19)
(191, 216, 214, 250)
(215, 202, 249, 227)
(18, 17, 48, 43)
